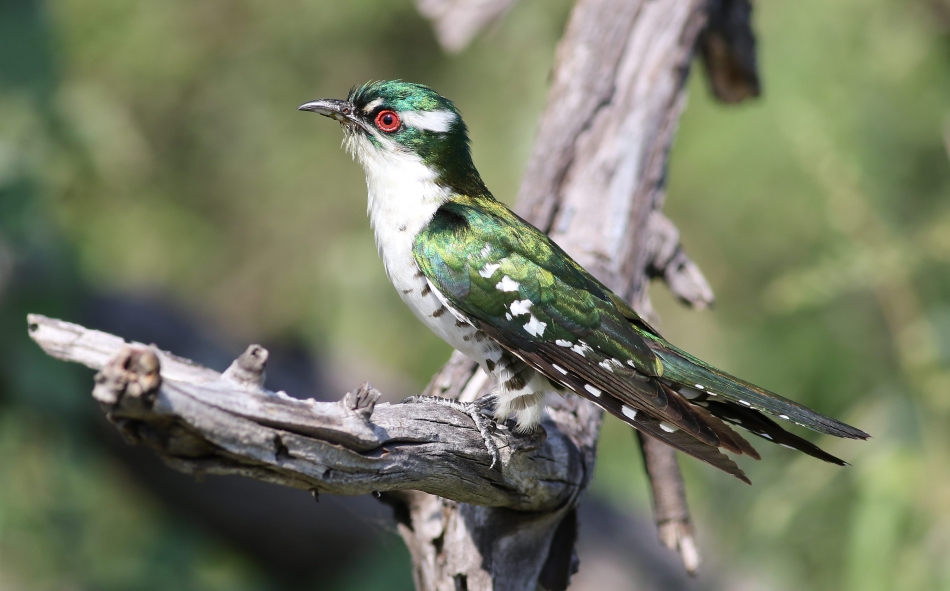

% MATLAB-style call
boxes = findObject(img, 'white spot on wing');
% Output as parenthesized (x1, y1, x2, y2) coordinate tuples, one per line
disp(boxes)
(505, 313, 512, 320)
(780, 443, 796, 450)
(556, 339, 572, 348)
(659, 422, 678, 433)
(621, 405, 637, 420)
(496, 276, 520, 292)
(480, 242, 492, 258)
(695, 384, 705, 390)
(585, 384, 602, 397)
(524, 314, 547, 337)
(599, 359, 623, 373)
(552, 363, 568, 375)
(572, 341, 591, 357)
(400, 109, 458, 133)
(509, 299, 532, 316)
(739, 400, 751, 407)
(479, 263, 501, 278)
(760, 433, 773, 440)
(779, 414, 790, 420)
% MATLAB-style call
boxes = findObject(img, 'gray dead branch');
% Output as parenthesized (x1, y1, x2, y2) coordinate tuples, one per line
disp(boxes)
(27, 314, 586, 511)
(414, 0, 520, 53)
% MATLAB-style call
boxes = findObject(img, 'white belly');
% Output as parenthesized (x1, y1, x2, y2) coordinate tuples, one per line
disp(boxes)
(379, 229, 502, 366)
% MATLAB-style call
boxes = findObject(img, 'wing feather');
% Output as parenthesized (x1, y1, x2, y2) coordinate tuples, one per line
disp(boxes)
(412, 195, 863, 480)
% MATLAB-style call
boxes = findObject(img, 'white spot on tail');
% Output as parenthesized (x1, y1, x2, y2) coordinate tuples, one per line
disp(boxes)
(524, 314, 547, 337)
(584, 384, 602, 397)
(760, 433, 773, 440)
(552, 364, 568, 375)
(680, 386, 703, 400)
(479, 263, 500, 278)
(509, 299, 532, 316)
(496, 276, 520, 292)
(400, 109, 458, 133)
(621, 405, 637, 420)
(780, 443, 796, 450)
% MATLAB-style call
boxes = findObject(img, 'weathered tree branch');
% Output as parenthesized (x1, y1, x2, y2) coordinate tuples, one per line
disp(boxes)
(414, 0, 520, 53)
(28, 315, 586, 510)
(699, 0, 760, 104)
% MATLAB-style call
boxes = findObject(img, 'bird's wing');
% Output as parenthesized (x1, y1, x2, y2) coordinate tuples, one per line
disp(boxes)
(413, 196, 758, 481)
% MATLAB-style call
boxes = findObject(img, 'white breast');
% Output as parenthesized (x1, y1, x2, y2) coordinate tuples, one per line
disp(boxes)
(357, 138, 495, 361)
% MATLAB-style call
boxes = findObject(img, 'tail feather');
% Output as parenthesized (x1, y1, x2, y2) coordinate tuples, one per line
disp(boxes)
(649, 339, 869, 441)
(594, 389, 752, 484)
(703, 400, 848, 466)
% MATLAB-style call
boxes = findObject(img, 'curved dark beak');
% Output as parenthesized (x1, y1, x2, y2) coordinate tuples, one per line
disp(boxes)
(298, 98, 357, 123)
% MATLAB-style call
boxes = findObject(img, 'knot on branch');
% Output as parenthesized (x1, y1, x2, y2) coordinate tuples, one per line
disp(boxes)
(222, 344, 269, 388)
(646, 212, 715, 310)
(343, 382, 380, 420)
(657, 520, 700, 576)
(93, 346, 161, 410)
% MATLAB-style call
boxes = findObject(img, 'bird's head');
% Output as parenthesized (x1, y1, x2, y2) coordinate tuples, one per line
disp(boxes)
(299, 80, 487, 196)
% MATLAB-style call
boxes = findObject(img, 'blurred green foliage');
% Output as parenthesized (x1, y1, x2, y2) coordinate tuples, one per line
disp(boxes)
(1, 0, 949, 589)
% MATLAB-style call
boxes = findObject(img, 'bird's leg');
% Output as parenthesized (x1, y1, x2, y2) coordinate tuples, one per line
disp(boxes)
(402, 394, 500, 469)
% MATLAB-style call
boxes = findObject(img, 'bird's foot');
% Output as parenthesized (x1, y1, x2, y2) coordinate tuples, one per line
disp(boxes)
(402, 394, 500, 469)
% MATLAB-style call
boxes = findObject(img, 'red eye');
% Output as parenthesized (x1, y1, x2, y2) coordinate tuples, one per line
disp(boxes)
(374, 110, 400, 132)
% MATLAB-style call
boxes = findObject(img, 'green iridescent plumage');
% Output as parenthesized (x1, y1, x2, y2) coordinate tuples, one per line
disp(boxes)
(412, 192, 868, 476)
(301, 80, 869, 482)
(414, 194, 661, 373)
(348, 81, 488, 196)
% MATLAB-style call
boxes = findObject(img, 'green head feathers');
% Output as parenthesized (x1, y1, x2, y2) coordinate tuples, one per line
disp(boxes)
(300, 80, 488, 196)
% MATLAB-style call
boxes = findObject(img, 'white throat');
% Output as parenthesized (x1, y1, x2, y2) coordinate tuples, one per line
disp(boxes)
(351, 134, 448, 282)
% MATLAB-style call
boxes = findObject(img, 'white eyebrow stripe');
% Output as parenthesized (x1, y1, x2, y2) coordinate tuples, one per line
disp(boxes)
(400, 110, 457, 133)
(363, 98, 384, 112)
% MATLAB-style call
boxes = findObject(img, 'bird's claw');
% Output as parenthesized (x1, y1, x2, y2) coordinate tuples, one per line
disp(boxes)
(402, 394, 501, 469)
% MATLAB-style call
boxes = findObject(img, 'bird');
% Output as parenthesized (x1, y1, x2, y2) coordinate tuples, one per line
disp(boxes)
(298, 80, 868, 483)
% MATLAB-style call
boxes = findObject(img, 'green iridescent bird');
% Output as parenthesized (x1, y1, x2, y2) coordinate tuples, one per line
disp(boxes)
(299, 81, 868, 483)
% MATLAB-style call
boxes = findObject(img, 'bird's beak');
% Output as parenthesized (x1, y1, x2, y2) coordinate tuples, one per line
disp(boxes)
(298, 99, 358, 124)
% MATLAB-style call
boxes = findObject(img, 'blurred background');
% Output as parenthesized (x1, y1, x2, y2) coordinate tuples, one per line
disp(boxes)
(1, 0, 949, 589)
